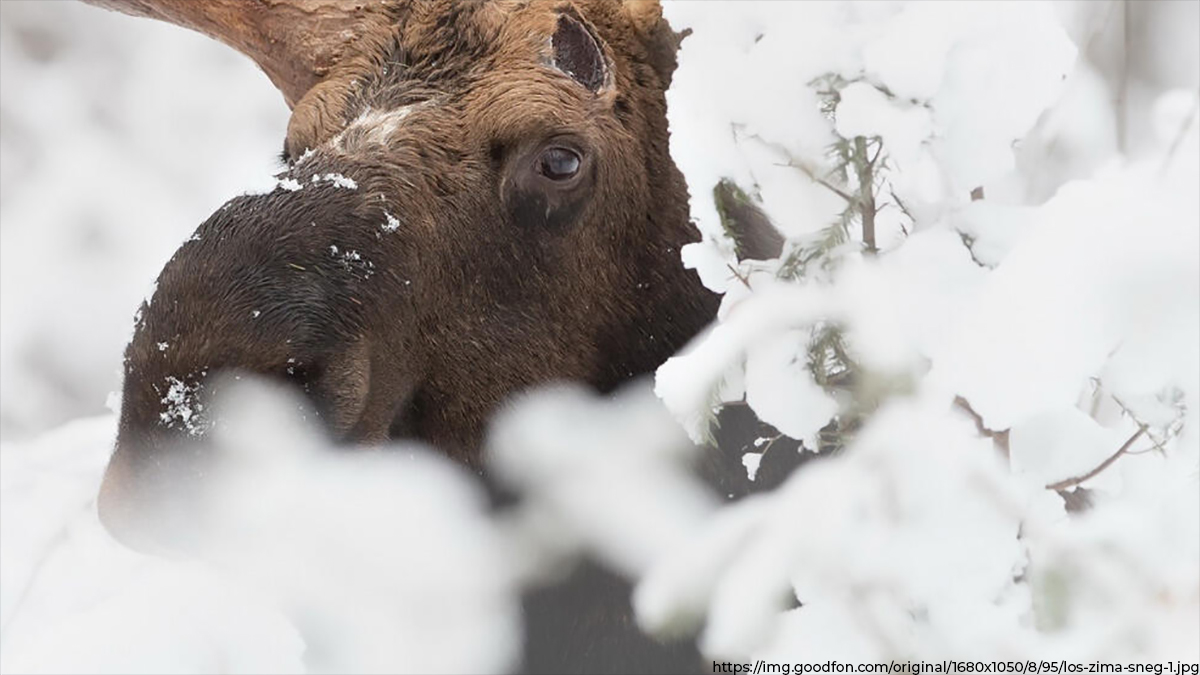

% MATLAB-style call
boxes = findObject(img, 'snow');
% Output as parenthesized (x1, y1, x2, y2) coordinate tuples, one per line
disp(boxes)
(655, 284, 842, 444)
(1009, 407, 1126, 490)
(2, 0, 1198, 671)
(487, 384, 717, 580)
(834, 81, 932, 170)
(330, 246, 375, 278)
(382, 211, 401, 233)
(156, 375, 207, 436)
(0, 0, 288, 439)
(933, 157, 1200, 431)
(866, 2, 1077, 191)
(311, 173, 358, 190)
(743, 330, 837, 447)
(643, 0, 1197, 664)
(740, 452, 762, 482)
(693, 401, 1024, 659)
(1, 383, 521, 674)
(277, 177, 303, 192)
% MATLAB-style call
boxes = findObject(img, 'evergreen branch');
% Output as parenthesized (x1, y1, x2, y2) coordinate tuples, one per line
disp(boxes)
(777, 160, 854, 203)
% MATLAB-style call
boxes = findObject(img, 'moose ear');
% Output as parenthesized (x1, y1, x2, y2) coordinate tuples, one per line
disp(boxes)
(714, 179, 785, 262)
(552, 12, 609, 92)
(622, 0, 688, 88)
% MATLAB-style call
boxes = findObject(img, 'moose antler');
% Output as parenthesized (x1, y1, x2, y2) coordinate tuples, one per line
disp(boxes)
(81, 0, 398, 108)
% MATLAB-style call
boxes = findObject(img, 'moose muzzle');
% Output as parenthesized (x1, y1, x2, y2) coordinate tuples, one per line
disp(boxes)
(100, 171, 424, 550)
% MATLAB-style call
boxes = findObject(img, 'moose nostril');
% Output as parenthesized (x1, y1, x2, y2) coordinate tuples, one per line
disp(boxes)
(280, 359, 346, 428)
(273, 342, 372, 439)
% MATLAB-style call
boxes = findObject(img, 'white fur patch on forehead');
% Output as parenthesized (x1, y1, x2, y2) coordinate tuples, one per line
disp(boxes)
(355, 106, 417, 144)
(333, 101, 437, 152)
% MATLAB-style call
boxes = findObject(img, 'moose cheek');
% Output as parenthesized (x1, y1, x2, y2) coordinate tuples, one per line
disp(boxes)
(509, 191, 577, 230)
(505, 180, 589, 231)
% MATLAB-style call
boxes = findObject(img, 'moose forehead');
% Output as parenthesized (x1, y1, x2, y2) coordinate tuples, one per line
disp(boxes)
(288, 1, 621, 158)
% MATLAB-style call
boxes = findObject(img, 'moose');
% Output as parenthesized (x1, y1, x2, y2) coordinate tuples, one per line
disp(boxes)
(82, 0, 787, 672)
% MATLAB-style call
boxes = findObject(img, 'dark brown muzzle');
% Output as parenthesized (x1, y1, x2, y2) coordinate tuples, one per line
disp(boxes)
(100, 174, 421, 550)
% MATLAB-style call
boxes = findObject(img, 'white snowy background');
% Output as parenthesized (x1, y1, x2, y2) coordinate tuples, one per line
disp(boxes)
(1, 1, 1197, 673)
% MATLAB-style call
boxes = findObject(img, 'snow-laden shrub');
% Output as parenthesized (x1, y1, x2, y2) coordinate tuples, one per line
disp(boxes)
(1, 1, 1196, 671)
(0, 381, 521, 675)
(494, 0, 1200, 664)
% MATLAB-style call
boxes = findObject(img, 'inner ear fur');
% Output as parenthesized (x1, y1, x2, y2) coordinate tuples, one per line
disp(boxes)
(552, 10, 610, 93)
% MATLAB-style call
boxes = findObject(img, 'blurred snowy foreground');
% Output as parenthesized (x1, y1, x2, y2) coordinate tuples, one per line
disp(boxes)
(1, 1, 1199, 673)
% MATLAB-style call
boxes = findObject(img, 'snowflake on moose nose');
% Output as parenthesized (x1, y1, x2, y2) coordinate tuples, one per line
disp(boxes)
(156, 375, 210, 436)
(329, 245, 375, 279)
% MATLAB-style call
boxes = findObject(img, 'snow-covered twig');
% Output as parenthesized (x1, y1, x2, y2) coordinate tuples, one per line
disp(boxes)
(1045, 425, 1146, 491)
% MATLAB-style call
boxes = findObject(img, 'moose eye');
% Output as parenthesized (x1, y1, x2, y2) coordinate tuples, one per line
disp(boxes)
(538, 147, 582, 181)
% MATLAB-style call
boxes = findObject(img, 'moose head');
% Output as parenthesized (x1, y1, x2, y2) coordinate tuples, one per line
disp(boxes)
(89, 0, 723, 547)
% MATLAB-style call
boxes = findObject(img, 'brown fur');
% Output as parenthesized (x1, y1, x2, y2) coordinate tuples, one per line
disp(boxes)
(97, 1, 722, 671)
(108, 0, 712, 481)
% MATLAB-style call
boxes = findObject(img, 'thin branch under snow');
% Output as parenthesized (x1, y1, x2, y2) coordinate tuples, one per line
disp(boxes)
(1045, 425, 1146, 492)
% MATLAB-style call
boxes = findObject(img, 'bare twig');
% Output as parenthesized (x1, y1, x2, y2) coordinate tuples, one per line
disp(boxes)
(1107, 391, 1179, 456)
(1046, 425, 1146, 492)
(868, 139, 884, 170)
(758, 433, 786, 459)
(726, 263, 753, 290)
(954, 395, 1010, 459)
(888, 185, 914, 234)
(1160, 95, 1199, 177)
